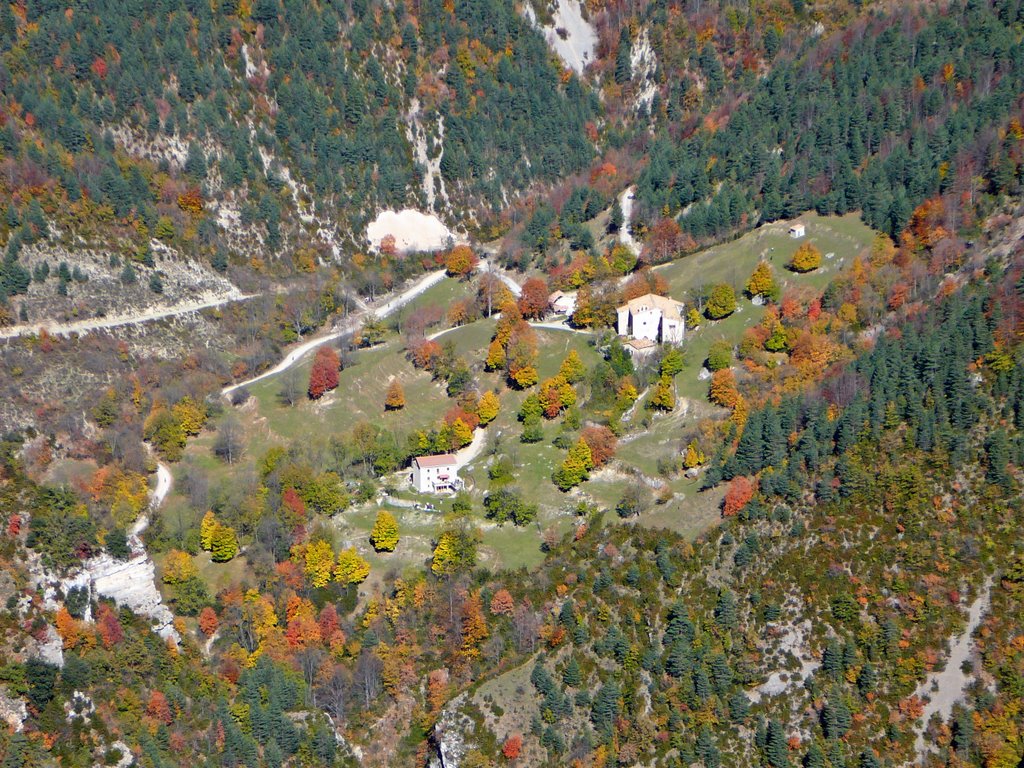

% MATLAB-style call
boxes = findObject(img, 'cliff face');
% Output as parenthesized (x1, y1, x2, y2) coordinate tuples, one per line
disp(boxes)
(430, 694, 475, 768)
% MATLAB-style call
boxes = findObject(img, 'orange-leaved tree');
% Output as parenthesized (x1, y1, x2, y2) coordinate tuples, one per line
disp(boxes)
(722, 476, 755, 517)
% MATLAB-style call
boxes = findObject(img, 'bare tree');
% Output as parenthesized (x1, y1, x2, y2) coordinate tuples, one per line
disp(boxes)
(512, 603, 540, 654)
(297, 648, 328, 707)
(181, 461, 210, 509)
(213, 416, 244, 464)
(278, 366, 303, 407)
(317, 666, 351, 723)
(354, 650, 383, 710)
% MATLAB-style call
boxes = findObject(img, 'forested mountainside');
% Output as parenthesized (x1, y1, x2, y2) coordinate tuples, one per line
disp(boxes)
(0, 0, 594, 260)
(4, 1, 1024, 767)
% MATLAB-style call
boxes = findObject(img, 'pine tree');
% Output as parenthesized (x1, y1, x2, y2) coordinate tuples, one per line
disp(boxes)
(614, 28, 632, 84)
(608, 198, 623, 233)
(562, 657, 582, 687)
(764, 719, 791, 768)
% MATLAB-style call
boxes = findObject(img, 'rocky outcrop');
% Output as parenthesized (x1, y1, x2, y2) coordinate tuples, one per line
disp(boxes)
(429, 694, 476, 768)
(89, 553, 179, 643)
(35, 540, 180, 648)
(0, 686, 28, 732)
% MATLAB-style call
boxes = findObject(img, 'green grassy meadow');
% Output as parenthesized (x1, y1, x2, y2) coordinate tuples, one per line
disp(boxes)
(162, 215, 875, 588)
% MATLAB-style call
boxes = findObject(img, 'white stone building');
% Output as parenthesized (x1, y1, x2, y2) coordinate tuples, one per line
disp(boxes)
(788, 223, 806, 238)
(616, 293, 685, 345)
(411, 454, 462, 493)
(548, 290, 576, 315)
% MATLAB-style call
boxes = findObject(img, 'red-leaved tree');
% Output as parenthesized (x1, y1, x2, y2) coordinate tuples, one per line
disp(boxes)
(722, 476, 755, 517)
(517, 277, 550, 319)
(308, 347, 341, 399)
(502, 734, 523, 760)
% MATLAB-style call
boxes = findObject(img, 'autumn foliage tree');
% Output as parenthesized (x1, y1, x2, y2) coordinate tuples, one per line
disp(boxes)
(553, 437, 594, 491)
(788, 242, 822, 272)
(198, 606, 219, 637)
(147, 690, 173, 725)
(162, 549, 198, 584)
(709, 369, 741, 409)
(518, 277, 550, 318)
(745, 261, 778, 299)
(334, 547, 370, 585)
(581, 425, 617, 467)
(308, 346, 341, 399)
(303, 539, 336, 588)
(649, 375, 676, 411)
(489, 588, 515, 616)
(384, 380, 406, 410)
(705, 283, 737, 319)
(460, 589, 489, 659)
(477, 391, 500, 425)
(445, 245, 478, 278)
(369, 510, 399, 552)
(622, 269, 668, 301)
(506, 325, 539, 389)
(722, 476, 755, 516)
(502, 734, 523, 760)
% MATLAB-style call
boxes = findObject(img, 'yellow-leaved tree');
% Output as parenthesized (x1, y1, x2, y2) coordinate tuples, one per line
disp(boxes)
(334, 548, 370, 585)
(477, 391, 500, 425)
(370, 510, 400, 552)
(789, 242, 822, 273)
(200, 510, 218, 550)
(384, 380, 406, 411)
(303, 539, 336, 588)
(162, 549, 198, 584)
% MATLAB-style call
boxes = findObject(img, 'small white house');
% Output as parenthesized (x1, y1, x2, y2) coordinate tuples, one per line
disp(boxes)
(411, 454, 462, 494)
(548, 291, 576, 315)
(788, 223, 806, 239)
(616, 293, 685, 345)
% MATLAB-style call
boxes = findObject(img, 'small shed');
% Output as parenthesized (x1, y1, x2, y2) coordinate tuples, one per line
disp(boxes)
(788, 223, 806, 239)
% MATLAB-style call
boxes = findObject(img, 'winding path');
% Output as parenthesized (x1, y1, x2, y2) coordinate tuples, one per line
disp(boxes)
(618, 186, 640, 257)
(0, 289, 254, 340)
(222, 269, 447, 396)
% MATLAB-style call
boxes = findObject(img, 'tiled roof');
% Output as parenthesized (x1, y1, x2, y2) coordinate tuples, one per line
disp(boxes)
(618, 293, 684, 322)
(413, 454, 458, 468)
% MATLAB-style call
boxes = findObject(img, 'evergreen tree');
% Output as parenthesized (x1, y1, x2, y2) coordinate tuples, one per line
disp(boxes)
(614, 28, 632, 85)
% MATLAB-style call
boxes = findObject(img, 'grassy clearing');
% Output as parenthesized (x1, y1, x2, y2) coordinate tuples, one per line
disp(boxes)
(610, 213, 877, 480)
(386, 275, 475, 330)
(162, 215, 873, 592)
(656, 212, 874, 297)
